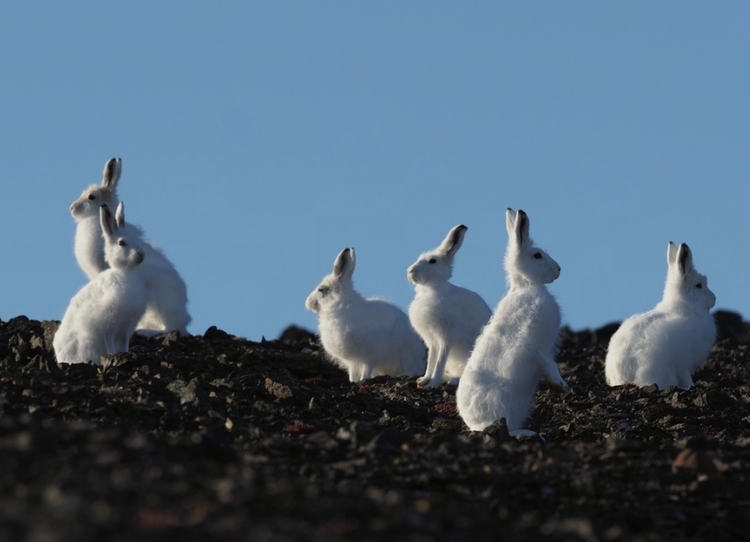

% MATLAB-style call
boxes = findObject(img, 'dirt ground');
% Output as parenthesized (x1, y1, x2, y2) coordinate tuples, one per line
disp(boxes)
(1, 312, 749, 541)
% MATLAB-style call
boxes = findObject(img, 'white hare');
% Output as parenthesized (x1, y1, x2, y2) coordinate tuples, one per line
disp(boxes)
(305, 247, 426, 382)
(70, 158, 191, 335)
(605, 242, 716, 389)
(54, 203, 148, 365)
(407, 224, 492, 388)
(456, 209, 568, 437)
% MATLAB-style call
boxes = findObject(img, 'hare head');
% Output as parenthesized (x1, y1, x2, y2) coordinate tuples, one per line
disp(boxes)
(305, 247, 356, 313)
(664, 242, 715, 311)
(70, 158, 122, 221)
(100, 203, 144, 271)
(504, 209, 560, 286)
(407, 224, 467, 287)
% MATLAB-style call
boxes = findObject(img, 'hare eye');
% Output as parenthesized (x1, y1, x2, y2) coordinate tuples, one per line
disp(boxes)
(318, 287, 329, 295)
(533, 253, 542, 259)
(696, 283, 703, 289)
(428, 258, 437, 264)
(88, 194, 96, 201)
(118, 240, 126, 247)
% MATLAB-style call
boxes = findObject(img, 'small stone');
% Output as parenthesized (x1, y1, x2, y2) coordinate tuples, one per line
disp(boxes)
(672, 448, 716, 473)
(265, 378, 293, 399)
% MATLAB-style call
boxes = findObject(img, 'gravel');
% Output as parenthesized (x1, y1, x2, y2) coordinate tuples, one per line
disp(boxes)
(1, 313, 749, 541)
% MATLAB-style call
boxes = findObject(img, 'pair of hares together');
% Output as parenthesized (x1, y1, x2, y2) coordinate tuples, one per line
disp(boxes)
(54, 159, 191, 366)
(307, 208, 716, 435)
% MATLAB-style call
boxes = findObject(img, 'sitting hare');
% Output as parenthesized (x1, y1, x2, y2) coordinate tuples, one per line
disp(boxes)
(306, 247, 426, 382)
(605, 242, 716, 389)
(456, 209, 568, 437)
(54, 203, 148, 365)
(407, 224, 491, 388)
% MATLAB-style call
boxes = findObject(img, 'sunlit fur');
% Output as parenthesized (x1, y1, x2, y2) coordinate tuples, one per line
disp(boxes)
(605, 242, 716, 389)
(456, 209, 568, 437)
(306, 248, 426, 382)
(70, 158, 122, 278)
(69, 158, 191, 335)
(407, 224, 492, 388)
(54, 203, 148, 365)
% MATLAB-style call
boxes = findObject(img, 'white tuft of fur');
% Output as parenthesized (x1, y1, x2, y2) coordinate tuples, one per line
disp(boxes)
(54, 203, 148, 365)
(69, 158, 191, 335)
(407, 224, 492, 388)
(456, 209, 567, 436)
(605, 242, 716, 389)
(306, 247, 426, 382)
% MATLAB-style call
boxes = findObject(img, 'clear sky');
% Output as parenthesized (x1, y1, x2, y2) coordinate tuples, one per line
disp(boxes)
(1, 3, 748, 340)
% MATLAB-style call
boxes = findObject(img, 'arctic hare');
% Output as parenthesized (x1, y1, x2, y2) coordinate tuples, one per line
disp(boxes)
(456, 209, 568, 437)
(306, 247, 426, 382)
(54, 203, 148, 365)
(407, 224, 491, 388)
(605, 242, 716, 389)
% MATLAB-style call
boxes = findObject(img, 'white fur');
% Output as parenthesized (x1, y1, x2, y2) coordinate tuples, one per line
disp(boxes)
(54, 203, 148, 365)
(456, 209, 567, 437)
(305, 248, 426, 382)
(407, 224, 492, 388)
(69, 158, 191, 335)
(605, 242, 716, 389)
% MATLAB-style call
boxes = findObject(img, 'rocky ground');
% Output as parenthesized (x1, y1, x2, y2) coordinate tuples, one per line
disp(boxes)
(1, 312, 749, 542)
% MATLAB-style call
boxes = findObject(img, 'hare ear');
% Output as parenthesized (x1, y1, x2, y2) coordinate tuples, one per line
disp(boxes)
(667, 241, 679, 267)
(677, 243, 693, 275)
(514, 209, 529, 247)
(115, 202, 126, 230)
(333, 248, 355, 280)
(100, 204, 115, 238)
(440, 224, 468, 257)
(102, 158, 122, 189)
(505, 208, 517, 238)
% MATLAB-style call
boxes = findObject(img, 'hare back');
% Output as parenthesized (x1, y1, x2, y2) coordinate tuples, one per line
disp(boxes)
(319, 309, 423, 363)
(469, 287, 560, 374)
(321, 296, 411, 335)
(606, 308, 714, 388)
(409, 284, 491, 340)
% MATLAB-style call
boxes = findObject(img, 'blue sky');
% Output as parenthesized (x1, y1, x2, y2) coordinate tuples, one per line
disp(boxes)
(1, 3, 749, 340)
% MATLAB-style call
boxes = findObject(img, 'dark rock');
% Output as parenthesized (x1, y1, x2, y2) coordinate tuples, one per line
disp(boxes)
(161, 330, 182, 346)
(203, 326, 230, 341)
(713, 310, 747, 344)
(483, 418, 512, 441)
(672, 448, 717, 473)
(265, 377, 293, 399)
(277, 325, 317, 345)
(592, 322, 621, 346)
(166, 378, 208, 407)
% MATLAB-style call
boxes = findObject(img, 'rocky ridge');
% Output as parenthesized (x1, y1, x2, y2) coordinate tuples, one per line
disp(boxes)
(1, 313, 749, 541)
